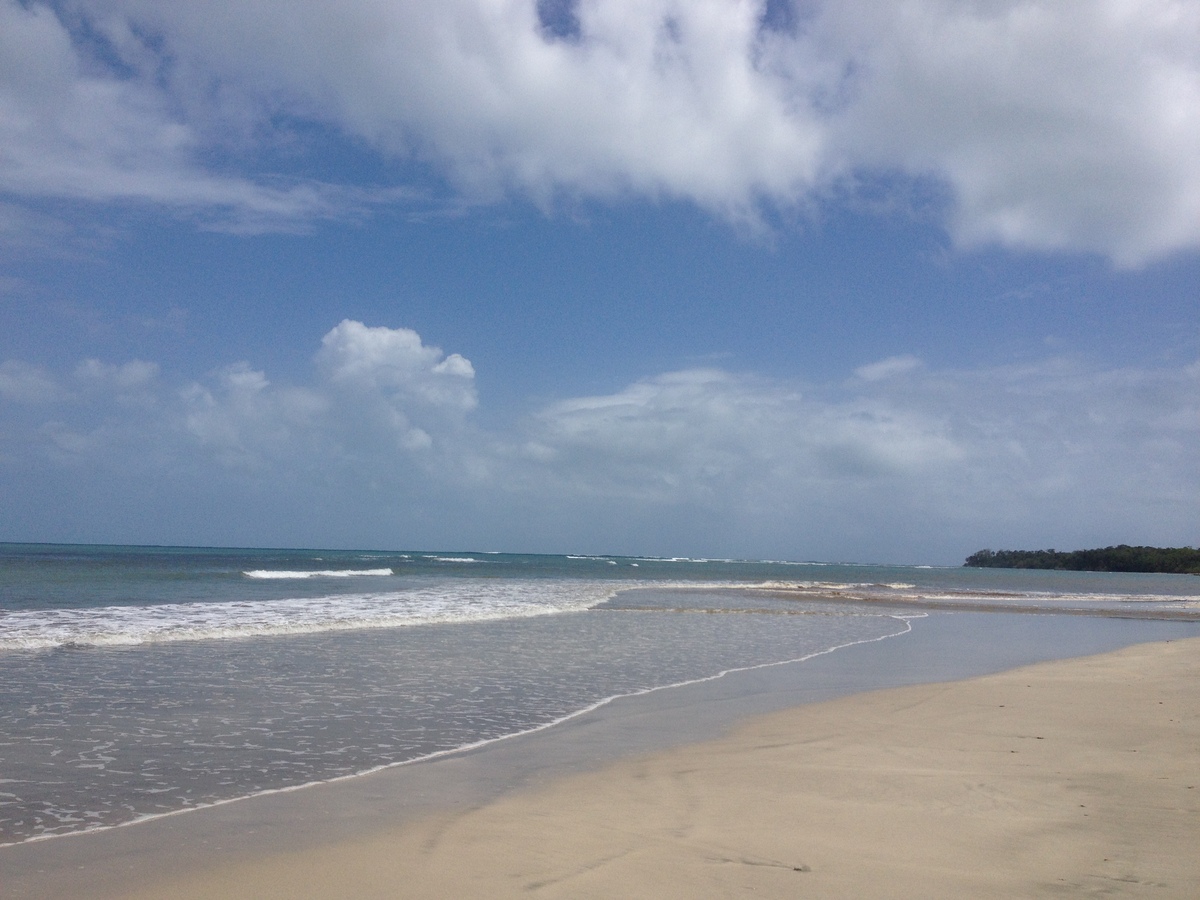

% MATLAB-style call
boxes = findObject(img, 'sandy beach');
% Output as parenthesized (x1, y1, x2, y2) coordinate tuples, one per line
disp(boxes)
(9, 632, 1197, 899)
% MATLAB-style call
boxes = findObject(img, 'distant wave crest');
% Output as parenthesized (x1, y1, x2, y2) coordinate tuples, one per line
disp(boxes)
(752, 580, 1198, 607)
(243, 568, 394, 579)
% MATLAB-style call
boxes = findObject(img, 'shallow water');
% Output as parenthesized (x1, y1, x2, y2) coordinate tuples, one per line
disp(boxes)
(2, 543, 1197, 845)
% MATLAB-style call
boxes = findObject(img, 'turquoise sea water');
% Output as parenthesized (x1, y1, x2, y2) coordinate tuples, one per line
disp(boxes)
(1, 543, 1197, 845)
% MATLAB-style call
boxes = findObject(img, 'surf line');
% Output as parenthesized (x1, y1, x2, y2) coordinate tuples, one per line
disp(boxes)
(2, 612, 925, 848)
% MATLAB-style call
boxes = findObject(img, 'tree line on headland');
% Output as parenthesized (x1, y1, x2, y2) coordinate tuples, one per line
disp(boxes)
(964, 546, 1200, 574)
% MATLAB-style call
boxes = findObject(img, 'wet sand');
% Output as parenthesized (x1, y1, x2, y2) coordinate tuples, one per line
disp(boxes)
(5, 618, 1199, 899)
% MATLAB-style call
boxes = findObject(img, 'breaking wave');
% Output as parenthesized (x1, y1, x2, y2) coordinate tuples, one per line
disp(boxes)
(0, 580, 624, 651)
(243, 569, 394, 579)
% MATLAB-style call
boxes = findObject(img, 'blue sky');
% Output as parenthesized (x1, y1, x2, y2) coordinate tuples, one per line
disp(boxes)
(2, 0, 1198, 564)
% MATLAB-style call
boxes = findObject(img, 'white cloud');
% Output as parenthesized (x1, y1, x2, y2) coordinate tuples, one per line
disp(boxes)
(521, 367, 964, 505)
(0, 359, 63, 403)
(853, 354, 923, 382)
(316, 319, 477, 412)
(314, 319, 478, 456)
(511, 355, 1200, 555)
(822, 0, 1200, 265)
(69, 359, 161, 413)
(90, 0, 827, 215)
(518, 367, 965, 509)
(170, 321, 480, 471)
(2, 1, 1194, 261)
(2, 324, 1197, 559)
(180, 363, 330, 468)
(0, 0, 364, 231)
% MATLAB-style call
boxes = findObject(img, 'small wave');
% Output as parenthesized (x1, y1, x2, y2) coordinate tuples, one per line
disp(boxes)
(422, 556, 480, 563)
(243, 569, 394, 579)
(754, 580, 915, 593)
(5, 612, 920, 849)
(751, 581, 1199, 608)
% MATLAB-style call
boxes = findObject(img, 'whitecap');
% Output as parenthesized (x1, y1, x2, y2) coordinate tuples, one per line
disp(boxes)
(243, 569, 394, 579)
(0, 579, 627, 650)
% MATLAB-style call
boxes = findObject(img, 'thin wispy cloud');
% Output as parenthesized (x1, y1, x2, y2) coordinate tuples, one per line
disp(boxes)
(0, 1, 378, 231)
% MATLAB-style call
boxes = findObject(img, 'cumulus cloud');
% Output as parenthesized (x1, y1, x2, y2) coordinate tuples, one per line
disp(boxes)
(2, 325, 1196, 559)
(174, 321, 478, 468)
(0, 320, 478, 469)
(316, 320, 476, 412)
(2, 1, 1196, 261)
(180, 363, 329, 468)
(313, 319, 478, 455)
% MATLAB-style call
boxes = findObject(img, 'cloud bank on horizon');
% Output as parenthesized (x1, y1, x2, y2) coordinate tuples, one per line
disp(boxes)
(2, 0, 1199, 263)
(3, 321, 1197, 562)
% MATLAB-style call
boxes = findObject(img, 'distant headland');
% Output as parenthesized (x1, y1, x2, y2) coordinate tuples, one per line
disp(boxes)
(964, 545, 1200, 574)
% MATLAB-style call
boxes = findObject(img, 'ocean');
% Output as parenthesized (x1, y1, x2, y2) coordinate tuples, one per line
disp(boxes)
(2, 542, 1198, 847)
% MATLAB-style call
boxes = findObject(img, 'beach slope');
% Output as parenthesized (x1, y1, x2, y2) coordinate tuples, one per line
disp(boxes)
(94, 636, 1200, 899)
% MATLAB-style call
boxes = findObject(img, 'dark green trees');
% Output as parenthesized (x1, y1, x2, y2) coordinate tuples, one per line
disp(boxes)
(964, 545, 1200, 574)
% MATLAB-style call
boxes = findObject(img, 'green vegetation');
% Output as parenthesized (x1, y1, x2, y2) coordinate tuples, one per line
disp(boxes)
(964, 545, 1200, 574)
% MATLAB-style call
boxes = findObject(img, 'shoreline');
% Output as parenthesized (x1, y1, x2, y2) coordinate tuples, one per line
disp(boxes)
(5, 612, 1199, 898)
(0, 610, 921, 851)
(339, 634, 1195, 899)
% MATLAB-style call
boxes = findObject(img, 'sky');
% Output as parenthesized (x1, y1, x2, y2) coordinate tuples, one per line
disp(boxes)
(1, 0, 1198, 565)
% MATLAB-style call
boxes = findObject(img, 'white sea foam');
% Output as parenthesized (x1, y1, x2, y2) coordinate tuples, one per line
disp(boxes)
(243, 568, 394, 579)
(0, 580, 623, 651)
(422, 556, 480, 563)
(751, 580, 1198, 607)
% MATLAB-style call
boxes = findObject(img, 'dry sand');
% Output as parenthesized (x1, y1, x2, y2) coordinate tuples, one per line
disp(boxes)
(67, 636, 1196, 899)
